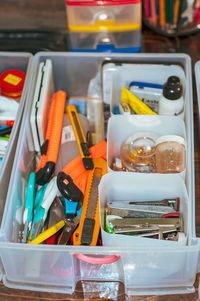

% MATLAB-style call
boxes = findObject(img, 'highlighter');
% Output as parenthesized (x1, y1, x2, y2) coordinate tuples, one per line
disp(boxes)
(121, 87, 157, 115)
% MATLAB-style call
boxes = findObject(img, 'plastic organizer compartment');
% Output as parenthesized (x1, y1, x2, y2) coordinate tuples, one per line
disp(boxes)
(107, 115, 186, 177)
(0, 53, 198, 296)
(102, 62, 186, 111)
(66, 0, 141, 29)
(99, 172, 189, 247)
(0, 52, 32, 232)
(69, 30, 141, 52)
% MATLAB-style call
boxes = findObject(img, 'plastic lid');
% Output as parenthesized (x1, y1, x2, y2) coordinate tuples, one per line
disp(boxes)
(155, 135, 185, 146)
(0, 69, 26, 95)
(163, 76, 183, 100)
(66, 0, 141, 6)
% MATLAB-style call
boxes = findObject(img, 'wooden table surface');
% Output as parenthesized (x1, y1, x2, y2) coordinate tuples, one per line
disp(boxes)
(0, 0, 200, 300)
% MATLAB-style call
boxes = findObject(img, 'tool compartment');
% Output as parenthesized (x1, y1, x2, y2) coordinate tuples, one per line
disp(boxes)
(0, 52, 198, 296)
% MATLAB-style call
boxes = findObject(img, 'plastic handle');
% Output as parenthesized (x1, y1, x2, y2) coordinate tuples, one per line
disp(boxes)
(74, 253, 120, 264)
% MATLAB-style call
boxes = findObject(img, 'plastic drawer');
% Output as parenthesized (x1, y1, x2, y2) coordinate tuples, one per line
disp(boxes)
(0, 53, 198, 296)
(66, 0, 141, 29)
(69, 30, 141, 52)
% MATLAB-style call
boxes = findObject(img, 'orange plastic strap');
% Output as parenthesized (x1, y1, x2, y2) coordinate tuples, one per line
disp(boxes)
(62, 140, 107, 194)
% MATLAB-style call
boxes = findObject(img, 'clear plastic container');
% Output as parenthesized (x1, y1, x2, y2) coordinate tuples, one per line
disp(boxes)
(66, 0, 142, 52)
(143, 0, 200, 37)
(69, 30, 141, 52)
(0, 53, 197, 296)
(107, 115, 186, 174)
(66, 0, 141, 29)
(155, 135, 185, 173)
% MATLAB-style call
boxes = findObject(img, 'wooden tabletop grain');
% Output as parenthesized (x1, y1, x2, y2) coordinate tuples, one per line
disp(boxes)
(0, 0, 200, 300)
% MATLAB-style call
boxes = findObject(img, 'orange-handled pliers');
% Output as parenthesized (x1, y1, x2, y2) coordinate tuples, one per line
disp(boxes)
(35, 90, 66, 185)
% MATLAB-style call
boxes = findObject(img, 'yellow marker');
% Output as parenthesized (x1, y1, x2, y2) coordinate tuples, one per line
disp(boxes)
(121, 87, 157, 115)
(28, 220, 65, 244)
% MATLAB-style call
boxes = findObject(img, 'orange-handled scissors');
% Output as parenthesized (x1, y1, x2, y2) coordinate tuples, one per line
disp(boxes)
(36, 90, 66, 185)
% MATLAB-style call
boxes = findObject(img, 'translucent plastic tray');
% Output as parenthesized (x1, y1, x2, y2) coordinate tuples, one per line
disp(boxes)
(0, 53, 198, 296)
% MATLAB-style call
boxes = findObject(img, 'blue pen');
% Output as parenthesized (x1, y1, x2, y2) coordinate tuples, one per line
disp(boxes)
(22, 172, 36, 243)
(128, 81, 163, 89)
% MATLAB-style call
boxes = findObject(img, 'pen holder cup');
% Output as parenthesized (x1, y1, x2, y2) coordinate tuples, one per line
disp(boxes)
(142, 0, 200, 37)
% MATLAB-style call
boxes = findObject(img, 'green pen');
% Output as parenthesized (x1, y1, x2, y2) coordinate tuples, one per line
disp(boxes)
(0, 136, 9, 141)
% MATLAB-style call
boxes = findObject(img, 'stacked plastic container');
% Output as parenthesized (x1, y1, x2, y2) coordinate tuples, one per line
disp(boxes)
(66, 0, 142, 52)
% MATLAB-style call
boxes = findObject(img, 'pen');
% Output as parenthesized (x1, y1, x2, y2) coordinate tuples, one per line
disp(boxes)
(150, 0, 157, 26)
(0, 120, 14, 127)
(29, 220, 65, 244)
(159, 0, 166, 29)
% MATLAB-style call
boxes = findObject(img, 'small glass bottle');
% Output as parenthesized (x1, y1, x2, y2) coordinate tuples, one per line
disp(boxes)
(155, 135, 185, 174)
(120, 134, 156, 173)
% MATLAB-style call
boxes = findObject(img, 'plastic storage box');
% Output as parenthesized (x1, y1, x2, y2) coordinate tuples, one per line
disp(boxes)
(66, 0, 142, 52)
(195, 61, 200, 115)
(0, 52, 198, 296)
(143, 0, 200, 37)
(0, 52, 32, 234)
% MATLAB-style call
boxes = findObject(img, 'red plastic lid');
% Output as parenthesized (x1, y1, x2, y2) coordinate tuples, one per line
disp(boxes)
(0, 69, 26, 96)
(66, 0, 140, 6)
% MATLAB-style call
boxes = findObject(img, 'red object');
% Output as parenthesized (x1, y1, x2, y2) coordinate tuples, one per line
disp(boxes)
(6, 120, 14, 127)
(66, 0, 140, 6)
(162, 212, 180, 218)
(0, 69, 26, 100)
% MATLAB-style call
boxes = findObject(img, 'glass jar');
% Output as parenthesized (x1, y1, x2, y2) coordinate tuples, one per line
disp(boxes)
(120, 132, 157, 173)
(143, 0, 200, 37)
(155, 135, 185, 173)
